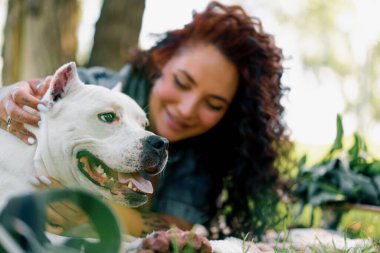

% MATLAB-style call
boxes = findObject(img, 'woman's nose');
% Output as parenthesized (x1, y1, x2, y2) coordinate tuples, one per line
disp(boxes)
(177, 97, 198, 118)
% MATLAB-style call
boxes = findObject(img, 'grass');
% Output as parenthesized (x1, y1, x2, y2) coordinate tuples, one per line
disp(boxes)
(269, 207, 380, 252)
(340, 210, 380, 240)
(285, 204, 380, 240)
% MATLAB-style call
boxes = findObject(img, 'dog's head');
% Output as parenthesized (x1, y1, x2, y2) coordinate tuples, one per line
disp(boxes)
(36, 62, 168, 207)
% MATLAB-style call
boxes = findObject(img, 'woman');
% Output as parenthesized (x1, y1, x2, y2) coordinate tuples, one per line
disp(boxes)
(0, 1, 292, 239)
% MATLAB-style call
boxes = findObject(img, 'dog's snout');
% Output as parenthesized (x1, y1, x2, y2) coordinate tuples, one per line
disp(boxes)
(147, 135, 169, 153)
(140, 135, 169, 176)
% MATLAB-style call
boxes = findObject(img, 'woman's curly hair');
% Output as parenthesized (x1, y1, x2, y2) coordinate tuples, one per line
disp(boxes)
(130, 1, 293, 239)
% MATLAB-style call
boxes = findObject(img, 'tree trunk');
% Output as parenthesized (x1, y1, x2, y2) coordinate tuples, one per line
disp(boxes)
(1, 0, 79, 85)
(87, 0, 145, 71)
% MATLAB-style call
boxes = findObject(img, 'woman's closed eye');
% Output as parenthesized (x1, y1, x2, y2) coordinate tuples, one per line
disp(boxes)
(174, 75, 190, 90)
(206, 101, 224, 111)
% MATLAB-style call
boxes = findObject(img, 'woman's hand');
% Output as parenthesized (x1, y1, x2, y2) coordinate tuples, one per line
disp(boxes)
(29, 176, 91, 236)
(0, 77, 51, 144)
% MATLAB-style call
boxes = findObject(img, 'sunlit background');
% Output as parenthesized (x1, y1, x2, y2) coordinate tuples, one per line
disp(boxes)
(1, 0, 380, 150)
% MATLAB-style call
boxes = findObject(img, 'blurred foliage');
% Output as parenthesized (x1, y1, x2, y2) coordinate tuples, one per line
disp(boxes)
(0, 189, 122, 253)
(293, 114, 380, 228)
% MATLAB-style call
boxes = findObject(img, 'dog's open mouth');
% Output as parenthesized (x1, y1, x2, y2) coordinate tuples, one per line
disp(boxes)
(76, 151, 153, 196)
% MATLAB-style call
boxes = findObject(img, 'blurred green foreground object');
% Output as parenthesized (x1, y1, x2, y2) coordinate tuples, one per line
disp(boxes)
(0, 188, 121, 253)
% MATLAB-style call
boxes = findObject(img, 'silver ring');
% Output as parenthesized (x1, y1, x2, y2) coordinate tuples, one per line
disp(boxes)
(6, 116, 12, 131)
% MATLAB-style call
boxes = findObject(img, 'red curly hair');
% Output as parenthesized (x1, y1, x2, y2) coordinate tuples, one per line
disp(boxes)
(130, 1, 292, 239)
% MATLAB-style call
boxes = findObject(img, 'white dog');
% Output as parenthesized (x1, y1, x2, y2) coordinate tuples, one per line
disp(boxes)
(0, 62, 168, 210)
(0, 62, 262, 253)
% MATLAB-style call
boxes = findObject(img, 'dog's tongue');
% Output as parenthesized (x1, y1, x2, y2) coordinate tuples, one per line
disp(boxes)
(118, 172, 153, 194)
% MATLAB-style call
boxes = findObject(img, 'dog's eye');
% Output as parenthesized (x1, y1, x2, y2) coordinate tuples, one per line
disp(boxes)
(98, 112, 117, 123)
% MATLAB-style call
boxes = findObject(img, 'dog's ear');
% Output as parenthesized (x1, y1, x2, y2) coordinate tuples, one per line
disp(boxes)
(44, 62, 82, 108)
(112, 82, 122, 93)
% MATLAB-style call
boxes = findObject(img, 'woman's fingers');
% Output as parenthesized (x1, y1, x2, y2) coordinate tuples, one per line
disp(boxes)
(3, 97, 39, 144)
(46, 206, 66, 228)
(5, 97, 40, 126)
(1, 99, 36, 144)
(49, 201, 88, 226)
(45, 223, 65, 235)
(37, 76, 52, 96)
(46, 200, 89, 233)
(0, 101, 8, 130)
(0, 78, 51, 144)
(28, 175, 61, 189)
(7, 121, 36, 144)
(46, 201, 90, 235)
(11, 80, 46, 110)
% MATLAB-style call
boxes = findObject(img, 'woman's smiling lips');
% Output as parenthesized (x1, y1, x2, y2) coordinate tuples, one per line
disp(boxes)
(164, 109, 191, 131)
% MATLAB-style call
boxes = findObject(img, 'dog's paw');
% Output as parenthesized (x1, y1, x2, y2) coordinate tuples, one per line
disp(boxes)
(135, 228, 212, 253)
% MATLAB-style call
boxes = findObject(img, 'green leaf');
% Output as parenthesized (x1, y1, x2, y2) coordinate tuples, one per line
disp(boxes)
(351, 173, 379, 204)
(372, 175, 380, 192)
(348, 133, 361, 159)
(309, 192, 346, 206)
(310, 160, 337, 179)
(307, 182, 320, 200)
(337, 171, 358, 198)
(368, 161, 380, 175)
(298, 154, 308, 167)
(350, 157, 368, 174)
(319, 183, 341, 194)
(327, 114, 344, 156)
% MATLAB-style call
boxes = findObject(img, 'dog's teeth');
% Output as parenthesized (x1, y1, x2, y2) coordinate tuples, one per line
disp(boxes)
(132, 187, 137, 191)
(128, 182, 133, 189)
(110, 177, 114, 182)
(102, 172, 107, 178)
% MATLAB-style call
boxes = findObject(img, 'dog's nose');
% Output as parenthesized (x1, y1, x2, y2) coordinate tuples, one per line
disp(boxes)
(146, 135, 169, 154)
(141, 135, 169, 175)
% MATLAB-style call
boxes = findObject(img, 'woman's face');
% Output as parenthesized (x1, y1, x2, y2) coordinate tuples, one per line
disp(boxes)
(149, 43, 239, 142)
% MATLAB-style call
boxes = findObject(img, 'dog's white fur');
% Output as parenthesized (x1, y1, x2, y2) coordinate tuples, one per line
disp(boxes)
(0, 62, 168, 209)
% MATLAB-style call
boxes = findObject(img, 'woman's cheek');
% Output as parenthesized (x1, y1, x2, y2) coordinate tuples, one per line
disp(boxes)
(152, 79, 170, 102)
(200, 109, 225, 129)
(160, 83, 180, 101)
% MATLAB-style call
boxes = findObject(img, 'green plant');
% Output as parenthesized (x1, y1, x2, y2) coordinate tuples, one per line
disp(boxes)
(0, 189, 122, 253)
(293, 114, 380, 228)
